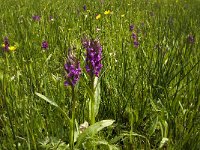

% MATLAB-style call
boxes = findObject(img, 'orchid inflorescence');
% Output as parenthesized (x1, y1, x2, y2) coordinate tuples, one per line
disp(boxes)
(64, 48, 82, 87)
(82, 38, 103, 78)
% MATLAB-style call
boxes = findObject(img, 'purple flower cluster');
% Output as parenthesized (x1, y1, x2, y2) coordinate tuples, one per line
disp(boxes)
(32, 15, 41, 21)
(42, 41, 48, 49)
(64, 51, 81, 87)
(132, 32, 139, 48)
(2, 37, 9, 51)
(82, 38, 103, 77)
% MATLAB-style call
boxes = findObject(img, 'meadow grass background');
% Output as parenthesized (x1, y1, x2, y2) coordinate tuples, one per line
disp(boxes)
(0, 0, 200, 149)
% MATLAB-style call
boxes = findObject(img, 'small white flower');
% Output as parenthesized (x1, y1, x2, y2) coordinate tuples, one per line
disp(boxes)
(79, 121, 89, 133)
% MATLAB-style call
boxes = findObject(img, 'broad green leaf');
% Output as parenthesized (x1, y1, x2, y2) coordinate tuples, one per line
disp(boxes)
(75, 120, 115, 148)
(35, 92, 59, 108)
(35, 92, 70, 122)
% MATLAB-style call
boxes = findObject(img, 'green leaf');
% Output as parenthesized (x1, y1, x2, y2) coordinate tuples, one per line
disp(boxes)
(75, 120, 115, 148)
(35, 92, 59, 108)
(35, 92, 70, 122)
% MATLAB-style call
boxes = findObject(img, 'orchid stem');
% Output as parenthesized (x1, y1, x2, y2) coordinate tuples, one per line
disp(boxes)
(90, 77, 95, 125)
(70, 87, 75, 149)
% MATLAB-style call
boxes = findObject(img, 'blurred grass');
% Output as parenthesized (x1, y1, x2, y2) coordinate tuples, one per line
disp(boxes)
(0, 0, 200, 149)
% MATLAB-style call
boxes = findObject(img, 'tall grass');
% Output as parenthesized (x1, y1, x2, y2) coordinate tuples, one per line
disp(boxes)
(0, 0, 200, 149)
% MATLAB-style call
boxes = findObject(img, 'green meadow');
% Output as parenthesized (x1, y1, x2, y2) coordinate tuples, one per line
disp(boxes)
(0, 0, 200, 149)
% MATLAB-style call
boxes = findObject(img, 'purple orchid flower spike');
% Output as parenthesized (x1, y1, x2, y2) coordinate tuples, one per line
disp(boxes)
(82, 37, 103, 77)
(64, 48, 82, 87)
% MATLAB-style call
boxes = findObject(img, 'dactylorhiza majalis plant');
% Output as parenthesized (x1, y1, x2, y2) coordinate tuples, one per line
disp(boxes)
(35, 48, 81, 149)
(82, 37, 103, 125)
(64, 48, 82, 149)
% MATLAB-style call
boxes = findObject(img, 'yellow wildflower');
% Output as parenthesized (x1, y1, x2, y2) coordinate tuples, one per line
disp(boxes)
(96, 14, 101, 20)
(9, 46, 17, 51)
(2, 44, 17, 51)
(121, 14, 125, 17)
(104, 10, 111, 15)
